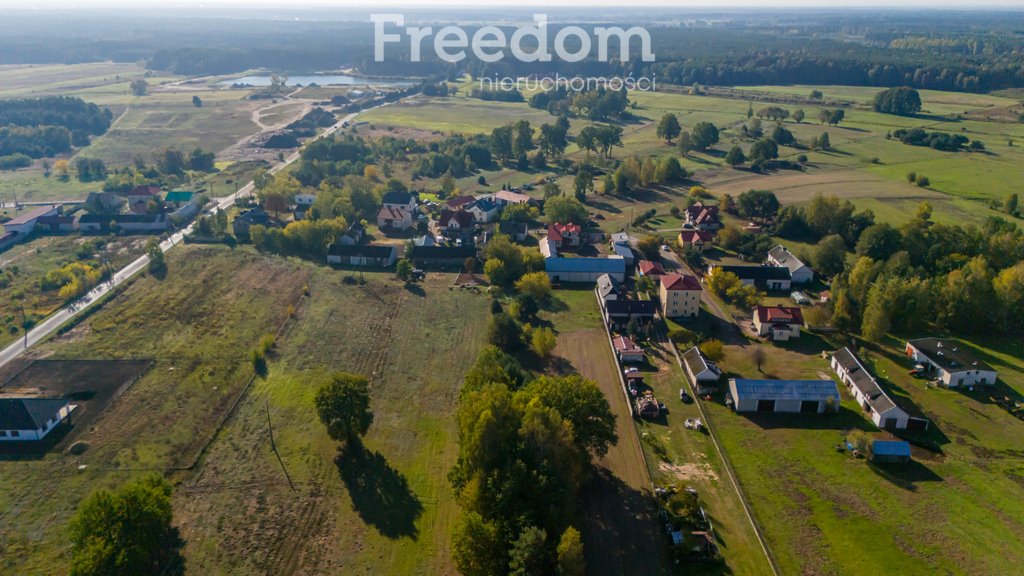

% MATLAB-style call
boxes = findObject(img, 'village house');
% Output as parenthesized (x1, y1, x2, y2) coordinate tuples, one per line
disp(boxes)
(685, 202, 721, 231)
(678, 229, 713, 253)
(445, 195, 476, 211)
(596, 273, 620, 308)
(382, 190, 417, 213)
(604, 298, 657, 330)
(710, 264, 792, 291)
(497, 221, 528, 243)
(408, 245, 477, 267)
(613, 335, 645, 363)
(232, 208, 273, 238)
(124, 185, 162, 214)
(905, 338, 998, 387)
(437, 209, 476, 240)
(377, 206, 413, 232)
(326, 243, 397, 267)
(752, 305, 804, 341)
(78, 213, 170, 233)
(548, 222, 582, 248)
(0, 398, 75, 442)
(831, 347, 923, 431)
(682, 347, 721, 394)
(766, 245, 814, 284)
(466, 197, 501, 224)
(337, 222, 366, 246)
(164, 190, 201, 220)
(637, 260, 666, 279)
(2, 204, 61, 235)
(492, 190, 536, 207)
(35, 215, 76, 233)
(659, 273, 702, 319)
(728, 379, 840, 414)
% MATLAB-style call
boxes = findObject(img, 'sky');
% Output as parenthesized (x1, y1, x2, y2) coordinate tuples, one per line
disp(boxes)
(3, 0, 1024, 8)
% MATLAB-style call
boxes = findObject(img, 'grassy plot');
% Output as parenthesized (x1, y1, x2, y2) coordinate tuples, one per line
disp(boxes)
(0, 246, 309, 575)
(360, 94, 553, 135)
(176, 264, 490, 575)
(83, 90, 259, 166)
(702, 335, 1024, 576)
(0, 62, 148, 99)
(0, 234, 148, 348)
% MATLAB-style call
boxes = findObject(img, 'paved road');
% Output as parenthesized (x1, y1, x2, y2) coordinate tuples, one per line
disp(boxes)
(0, 110, 363, 370)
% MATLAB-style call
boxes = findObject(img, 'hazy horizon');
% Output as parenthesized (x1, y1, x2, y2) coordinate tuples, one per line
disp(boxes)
(3, 1, 1023, 10)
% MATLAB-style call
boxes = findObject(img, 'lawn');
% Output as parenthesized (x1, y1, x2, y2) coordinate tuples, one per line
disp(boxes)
(701, 334, 1024, 575)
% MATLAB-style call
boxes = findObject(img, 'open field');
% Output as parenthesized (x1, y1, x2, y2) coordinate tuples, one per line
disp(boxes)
(361, 94, 553, 135)
(0, 62, 148, 99)
(177, 262, 490, 576)
(698, 333, 1024, 575)
(0, 246, 309, 574)
(0, 244, 493, 575)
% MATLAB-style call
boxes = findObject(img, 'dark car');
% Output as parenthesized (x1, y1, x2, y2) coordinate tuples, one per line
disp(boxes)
(679, 389, 693, 403)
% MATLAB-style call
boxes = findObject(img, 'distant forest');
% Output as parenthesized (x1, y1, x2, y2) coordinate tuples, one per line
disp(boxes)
(0, 97, 111, 159)
(1, 10, 1023, 93)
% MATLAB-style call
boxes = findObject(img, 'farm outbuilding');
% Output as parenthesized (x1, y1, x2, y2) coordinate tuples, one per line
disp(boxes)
(871, 440, 912, 464)
(728, 378, 839, 414)
(544, 255, 626, 283)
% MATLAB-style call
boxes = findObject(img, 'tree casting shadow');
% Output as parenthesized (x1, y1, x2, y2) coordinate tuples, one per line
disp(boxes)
(335, 441, 423, 539)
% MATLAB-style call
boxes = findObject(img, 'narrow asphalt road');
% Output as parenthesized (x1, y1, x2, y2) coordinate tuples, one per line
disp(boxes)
(0, 110, 364, 370)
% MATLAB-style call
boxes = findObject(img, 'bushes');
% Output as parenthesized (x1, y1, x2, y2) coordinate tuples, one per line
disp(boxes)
(0, 153, 32, 170)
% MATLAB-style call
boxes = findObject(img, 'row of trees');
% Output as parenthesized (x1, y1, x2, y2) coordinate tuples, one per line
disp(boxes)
(450, 341, 614, 576)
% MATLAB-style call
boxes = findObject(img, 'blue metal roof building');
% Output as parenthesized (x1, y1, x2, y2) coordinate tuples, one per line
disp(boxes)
(728, 378, 840, 414)
(545, 256, 626, 283)
(871, 440, 912, 463)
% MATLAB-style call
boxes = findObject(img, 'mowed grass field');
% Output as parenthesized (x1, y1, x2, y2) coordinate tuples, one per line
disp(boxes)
(178, 262, 490, 575)
(0, 244, 493, 575)
(697, 334, 1024, 576)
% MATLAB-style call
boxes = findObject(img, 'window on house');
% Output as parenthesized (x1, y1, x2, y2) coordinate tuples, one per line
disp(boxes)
(10, 430, 19, 437)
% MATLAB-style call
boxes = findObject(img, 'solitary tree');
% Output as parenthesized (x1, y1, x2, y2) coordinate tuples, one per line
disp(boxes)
(192, 95, 203, 108)
(793, 109, 805, 123)
(130, 79, 148, 96)
(656, 113, 681, 144)
(146, 238, 165, 274)
(314, 372, 373, 444)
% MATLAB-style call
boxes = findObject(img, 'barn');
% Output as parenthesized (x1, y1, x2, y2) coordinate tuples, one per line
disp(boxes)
(544, 255, 626, 283)
(728, 378, 839, 414)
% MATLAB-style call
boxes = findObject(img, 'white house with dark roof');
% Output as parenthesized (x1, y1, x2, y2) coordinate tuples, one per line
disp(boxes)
(767, 245, 814, 284)
(905, 338, 998, 387)
(0, 398, 75, 441)
(831, 347, 913, 430)
(682, 347, 721, 394)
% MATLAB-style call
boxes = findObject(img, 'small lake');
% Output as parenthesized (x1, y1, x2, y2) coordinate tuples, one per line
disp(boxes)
(220, 75, 413, 87)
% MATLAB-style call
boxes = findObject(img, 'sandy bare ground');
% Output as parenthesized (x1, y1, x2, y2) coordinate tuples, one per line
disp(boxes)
(218, 88, 319, 163)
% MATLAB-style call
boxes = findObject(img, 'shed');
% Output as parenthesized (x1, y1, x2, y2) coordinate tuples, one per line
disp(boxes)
(871, 440, 912, 464)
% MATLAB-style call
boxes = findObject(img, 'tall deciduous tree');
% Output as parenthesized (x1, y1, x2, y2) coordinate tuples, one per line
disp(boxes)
(656, 113, 681, 143)
(314, 372, 373, 444)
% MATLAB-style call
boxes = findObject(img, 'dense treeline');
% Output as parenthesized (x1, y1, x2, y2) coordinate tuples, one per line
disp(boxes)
(2, 12, 1023, 93)
(829, 208, 1024, 339)
(0, 97, 111, 160)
